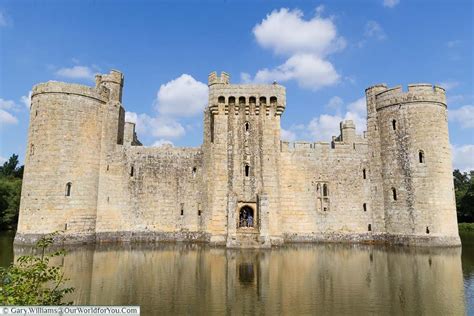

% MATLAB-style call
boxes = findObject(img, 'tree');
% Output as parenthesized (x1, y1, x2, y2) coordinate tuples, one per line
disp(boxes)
(0, 154, 24, 230)
(0, 232, 74, 305)
(0, 154, 21, 178)
(454, 169, 474, 222)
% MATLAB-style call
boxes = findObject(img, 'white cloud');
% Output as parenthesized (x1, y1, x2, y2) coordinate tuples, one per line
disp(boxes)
(446, 40, 461, 48)
(326, 96, 344, 111)
(125, 111, 137, 124)
(383, 0, 399, 8)
(20, 91, 32, 109)
(284, 96, 367, 142)
(55, 65, 95, 81)
(0, 98, 19, 125)
(254, 53, 340, 90)
(240, 72, 252, 83)
(438, 81, 459, 91)
(155, 74, 208, 117)
(449, 105, 474, 129)
(126, 111, 185, 142)
(364, 21, 386, 40)
(0, 156, 7, 164)
(0, 109, 18, 125)
(248, 8, 345, 90)
(151, 139, 174, 148)
(281, 128, 296, 142)
(253, 8, 345, 57)
(452, 145, 474, 172)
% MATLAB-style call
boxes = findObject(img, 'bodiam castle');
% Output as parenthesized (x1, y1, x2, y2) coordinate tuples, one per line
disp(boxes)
(14, 70, 460, 247)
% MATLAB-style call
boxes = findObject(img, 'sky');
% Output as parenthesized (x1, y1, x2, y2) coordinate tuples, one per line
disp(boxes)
(0, 0, 472, 170)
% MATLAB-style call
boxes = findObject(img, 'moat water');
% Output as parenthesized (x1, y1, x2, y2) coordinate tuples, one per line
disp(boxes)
(0, 231, 471, 315)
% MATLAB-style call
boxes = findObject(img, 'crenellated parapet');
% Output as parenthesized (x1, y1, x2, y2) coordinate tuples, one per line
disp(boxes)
(375, 84, 446, 111)
(32, 81, 110, 104)
(208, 71, 286, 116)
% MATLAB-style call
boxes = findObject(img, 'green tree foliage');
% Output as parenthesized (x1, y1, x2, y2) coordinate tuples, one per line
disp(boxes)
(0, 232, 74, 305)
(454, 169, 474, 222)
(0, 154, 23, 230)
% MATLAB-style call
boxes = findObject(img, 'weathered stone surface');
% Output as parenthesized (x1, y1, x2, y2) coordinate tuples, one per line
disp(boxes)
(15, 71, 460, 247)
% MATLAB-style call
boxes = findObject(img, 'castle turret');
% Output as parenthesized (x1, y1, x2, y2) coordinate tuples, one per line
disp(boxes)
(15, 71, 127, 244)
(372, 84, 459, 246)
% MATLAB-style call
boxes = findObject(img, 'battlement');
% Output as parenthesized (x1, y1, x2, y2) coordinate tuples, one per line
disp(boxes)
(208, 71, 286, 116)
(96, 69, 124, 86)
(32, 81, 110, 103)
(208, 71, 230, 86)
(375, 83, 446, 110)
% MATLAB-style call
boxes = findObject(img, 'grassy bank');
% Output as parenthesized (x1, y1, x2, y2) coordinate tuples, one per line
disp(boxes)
(459, 223, 474, 233)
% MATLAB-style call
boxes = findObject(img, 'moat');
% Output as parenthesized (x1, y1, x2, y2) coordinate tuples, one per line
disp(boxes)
(1, 231, 471, 315)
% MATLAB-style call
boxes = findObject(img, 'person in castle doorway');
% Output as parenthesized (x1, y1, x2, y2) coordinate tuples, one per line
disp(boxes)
(247, 214, 253, 227)
(240, 209, 248, 227)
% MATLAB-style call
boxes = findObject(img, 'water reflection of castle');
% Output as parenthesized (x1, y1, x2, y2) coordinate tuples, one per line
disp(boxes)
(14, 244, 465, 314)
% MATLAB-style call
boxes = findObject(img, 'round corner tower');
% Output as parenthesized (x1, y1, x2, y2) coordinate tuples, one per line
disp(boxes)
(373, 84, 459, 246)
(16, 71, 125, 244)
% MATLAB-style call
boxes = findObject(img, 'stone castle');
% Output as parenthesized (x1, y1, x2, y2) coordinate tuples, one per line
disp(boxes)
(15, 70, 460, 247)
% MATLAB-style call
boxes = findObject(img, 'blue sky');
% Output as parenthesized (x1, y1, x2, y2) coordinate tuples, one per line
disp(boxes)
(0, 0, 472, 170)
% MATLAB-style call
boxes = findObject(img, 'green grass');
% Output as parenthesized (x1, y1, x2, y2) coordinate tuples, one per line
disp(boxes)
(459, 223, 474, 233)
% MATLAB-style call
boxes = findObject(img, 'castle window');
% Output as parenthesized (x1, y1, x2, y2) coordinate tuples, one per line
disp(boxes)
(192, 167, 197, 178)
(392, 119, 397, 130)
(210, 114, 215, 143)
(270, 96, 277, 105)
(106, 165, 109, 171)
(363, 169, 367, 179)
(259, 97, 267, 105)
(419, 150, 425, 163)
(198, 209, 201, 216)
(323, 184, 329, 197)
(218, 96, 225, 104)
(353, 143, 356, 150)
(249, 96, 256, 105)
(245, 122, 250, 131)
(30, 144, 34, 156)
(130, 166, 134, 177)
(392, 188, 397, 201)
(65, 182, 72, 197)
(368, 224, 372, 232)
(245, 164, 250, 177)
(426, 226, 430, 234)
(180, 203, 184, 216)
(229, 96, 236, 105)
(363, 203, 367, 212)
(239, 97, 246, 105)
(323, 207, 327, 212)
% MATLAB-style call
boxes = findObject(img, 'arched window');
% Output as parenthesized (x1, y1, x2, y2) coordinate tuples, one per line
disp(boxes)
(130, 166, 134, 177)
(239, 96, 246, 105)
(419, 150, 425, 163)
(218, 96, 225, 104)
(229, 96, 236, 105)
(392, 119, 397, 130)
(244, 122, 250, 131)
(392, 188, 397, 201)
(270, 96, 277, 105)
(245, 164, 250, 177)
(426, 226, 430, 234)
(323, 184, 329, 197)
(249, 96, 256, 105)
(239, 205, 254, 228)
(363, 168, 366, 179)
(363, 203, 367, 212)
(65, 182, 72, 197)
(368, 224, 372, 232)
(192, 167, 197, 178)
(259, 96, 267, 105)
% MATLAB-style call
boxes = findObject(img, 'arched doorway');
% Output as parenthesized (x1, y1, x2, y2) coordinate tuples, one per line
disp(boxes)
(239, 205, 255, 228)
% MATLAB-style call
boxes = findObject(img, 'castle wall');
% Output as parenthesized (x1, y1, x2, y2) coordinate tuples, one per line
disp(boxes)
(16, 82, 108, 243)
(279, 138, 373, 241)
(95, 146, 205, 241)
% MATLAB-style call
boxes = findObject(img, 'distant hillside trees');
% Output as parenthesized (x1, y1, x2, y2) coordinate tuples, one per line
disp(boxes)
(454, 169, 474, 223)
(0, 154, 23, 230)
